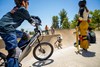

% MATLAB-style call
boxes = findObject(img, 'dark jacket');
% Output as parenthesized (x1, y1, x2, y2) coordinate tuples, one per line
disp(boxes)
(0, 6, 33, 33)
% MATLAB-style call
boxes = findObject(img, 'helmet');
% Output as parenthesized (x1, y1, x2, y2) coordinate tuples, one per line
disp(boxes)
(57, 36, 62, 40)
(14, 0, 29, 7)
(78, 0, 86, 7)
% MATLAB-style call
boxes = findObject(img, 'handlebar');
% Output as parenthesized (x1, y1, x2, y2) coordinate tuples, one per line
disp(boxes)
(31, 16, 42, 27)
(31, 16, 42, 34)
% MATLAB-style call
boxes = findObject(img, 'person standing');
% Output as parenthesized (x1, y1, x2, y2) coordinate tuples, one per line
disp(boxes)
(77, 0, 90, 51)
(51, 26, 55, 35)
(45, 25, 49, 35)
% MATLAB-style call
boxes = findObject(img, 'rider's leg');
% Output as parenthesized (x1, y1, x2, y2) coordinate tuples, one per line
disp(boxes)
(17, 30, 29, 48)
(0, 32, 22, 67)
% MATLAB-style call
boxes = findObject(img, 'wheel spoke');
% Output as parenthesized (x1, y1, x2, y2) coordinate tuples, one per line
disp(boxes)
(33, 42, 53, 60)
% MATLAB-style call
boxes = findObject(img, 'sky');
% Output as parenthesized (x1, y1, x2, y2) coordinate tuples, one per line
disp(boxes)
(0, 0, 100, 31)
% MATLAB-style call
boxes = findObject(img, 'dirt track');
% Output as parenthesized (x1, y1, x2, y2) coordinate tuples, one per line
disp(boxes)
(0, 29, 100, 67)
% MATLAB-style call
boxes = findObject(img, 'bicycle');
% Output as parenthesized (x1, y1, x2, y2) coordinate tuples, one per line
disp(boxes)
(0, 16, 54, 67)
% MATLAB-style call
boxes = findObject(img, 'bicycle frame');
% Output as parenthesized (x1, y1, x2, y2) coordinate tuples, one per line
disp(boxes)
(18, 27, 41, 62)
(0, 17, 54, 67)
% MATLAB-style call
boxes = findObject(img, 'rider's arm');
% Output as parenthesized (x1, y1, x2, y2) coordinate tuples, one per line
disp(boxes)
(17, 7, 35, 25)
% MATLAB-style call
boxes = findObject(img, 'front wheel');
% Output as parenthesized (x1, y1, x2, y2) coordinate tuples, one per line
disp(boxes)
(33, 42, 54, 61)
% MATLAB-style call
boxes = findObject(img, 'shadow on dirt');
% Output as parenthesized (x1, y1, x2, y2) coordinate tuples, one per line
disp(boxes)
(32, 59, 54, 67)
(78, 50, 96, 57)
(81, 50, 96, 57)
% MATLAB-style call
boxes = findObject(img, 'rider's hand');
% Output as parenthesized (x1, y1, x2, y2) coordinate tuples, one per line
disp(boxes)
(31, 16, 42, 27)
(32, 23, 41, 26)
(31, 16, 41, 24)
(35, 16, 41, 23)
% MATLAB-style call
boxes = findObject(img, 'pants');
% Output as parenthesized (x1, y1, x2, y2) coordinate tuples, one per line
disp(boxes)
(0, 30, 28, 67)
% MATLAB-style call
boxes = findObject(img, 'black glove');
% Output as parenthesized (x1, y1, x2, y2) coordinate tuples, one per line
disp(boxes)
(31, 16, 41, 24)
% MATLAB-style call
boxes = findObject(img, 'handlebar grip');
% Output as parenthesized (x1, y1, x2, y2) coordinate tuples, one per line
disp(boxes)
(31, 16, 41, 25)
(35, 16, 41, 23)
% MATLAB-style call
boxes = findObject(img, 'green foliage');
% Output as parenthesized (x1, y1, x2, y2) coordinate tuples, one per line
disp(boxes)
(90, 9, 100, 30)
(29, 31, 35, 35)
(52, 9, 100, 30)
(62, 18, 70, 29)
(89, 22, 96, 29)
(70, 20, 78, 29)
(52, 16, 59, 29)
(21, 28, 24, 32)
(59, 9, 67, 26)
(52, 9, 70, 29)
(25, 30, 28, 33)
(70, 14, 79, 28)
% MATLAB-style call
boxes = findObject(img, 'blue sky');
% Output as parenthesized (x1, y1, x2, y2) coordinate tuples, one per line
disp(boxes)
(0, 0, 100, 31)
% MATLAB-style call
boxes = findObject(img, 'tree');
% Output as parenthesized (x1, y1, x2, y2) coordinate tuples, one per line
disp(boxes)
(90, 10, 100, 30)
(25, 30, 28, 33)
(62, 18, 70, 29)
(59, 9, 67, 26)
(21, 28, 24, 32)
(52, 16, 59, 29)
(70, 20, 77, 29)
(70, 14, 79, 28)
(29, 31, 35, 35)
